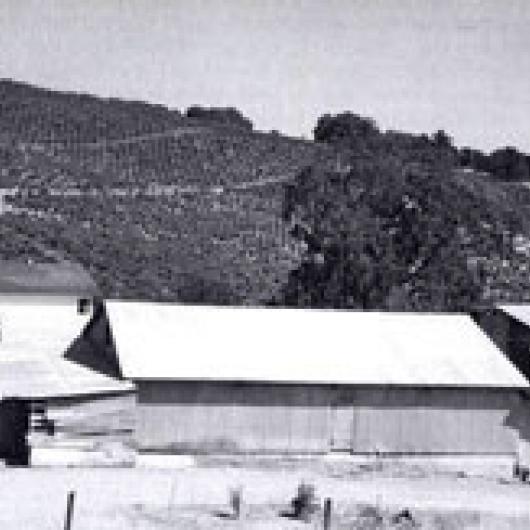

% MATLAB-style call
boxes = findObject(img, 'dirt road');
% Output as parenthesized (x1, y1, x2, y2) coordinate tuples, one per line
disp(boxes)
(1, 465, 530, 529)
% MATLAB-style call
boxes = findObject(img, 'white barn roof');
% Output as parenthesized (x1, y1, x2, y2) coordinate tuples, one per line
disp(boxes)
(0, 357, 133, 399)
(0, 297, 133, 398)
(106, 301, 528, 388)
(0, 297, 91, 357)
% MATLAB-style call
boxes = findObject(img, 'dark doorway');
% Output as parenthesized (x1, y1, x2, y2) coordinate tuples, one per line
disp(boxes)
(0, 399, 30, 466)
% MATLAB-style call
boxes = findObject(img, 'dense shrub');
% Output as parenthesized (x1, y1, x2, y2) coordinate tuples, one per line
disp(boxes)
(273, 113, 530, 310)
(186, 106, 253, 130)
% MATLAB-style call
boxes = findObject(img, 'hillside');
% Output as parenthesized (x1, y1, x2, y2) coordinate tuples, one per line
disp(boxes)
(0, 79, 335, 304)
(1, 80, 530, 309)
(275, 114, 530, 310)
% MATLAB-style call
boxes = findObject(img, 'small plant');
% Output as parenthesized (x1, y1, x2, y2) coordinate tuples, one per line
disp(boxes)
(291, 481, 318, 522)
(391, 507, 417, 527)
(514, 460, 530, 482)
(354, 504, 386, 530)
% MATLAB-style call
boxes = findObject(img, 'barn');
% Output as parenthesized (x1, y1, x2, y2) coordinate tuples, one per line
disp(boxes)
(0, 262, 134, 465)
(106, 301, 530, 460)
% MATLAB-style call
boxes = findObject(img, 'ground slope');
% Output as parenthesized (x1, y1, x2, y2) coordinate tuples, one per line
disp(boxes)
(0, 80, 333, 303)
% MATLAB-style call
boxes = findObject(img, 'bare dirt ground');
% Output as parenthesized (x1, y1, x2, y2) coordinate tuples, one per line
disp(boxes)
(2, 460, 530, 529)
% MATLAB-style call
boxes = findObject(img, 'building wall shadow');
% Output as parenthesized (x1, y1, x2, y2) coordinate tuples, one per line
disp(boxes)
(65, 298, 123, 379)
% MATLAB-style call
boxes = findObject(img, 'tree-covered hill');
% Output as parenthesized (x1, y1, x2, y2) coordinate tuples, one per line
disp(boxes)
(1, 81, 530, 309)
(272, 113, 530, 310)
(0, 79, 333, 304)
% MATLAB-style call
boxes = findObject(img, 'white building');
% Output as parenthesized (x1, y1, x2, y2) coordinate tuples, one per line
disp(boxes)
(106, 301, 530, 464)
(0, 262, 133, 465)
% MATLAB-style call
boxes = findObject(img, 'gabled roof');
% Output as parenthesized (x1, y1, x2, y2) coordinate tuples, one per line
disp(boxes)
(106, 301, 528, 388)
(0, 261, 98, 297)
(0, 356, 133, 400)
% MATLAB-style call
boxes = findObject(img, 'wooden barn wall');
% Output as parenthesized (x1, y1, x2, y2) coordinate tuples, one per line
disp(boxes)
(137, 382, 332, 453)
(136, 381, 522, 454)
(346, 387, 517, 454)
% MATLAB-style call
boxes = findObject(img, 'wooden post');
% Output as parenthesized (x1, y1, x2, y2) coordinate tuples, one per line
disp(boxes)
(167, 476, 176, 516)
(323, 497, 332, 530)
(230, 487, 242, 519)
(64, 491, 75, 530)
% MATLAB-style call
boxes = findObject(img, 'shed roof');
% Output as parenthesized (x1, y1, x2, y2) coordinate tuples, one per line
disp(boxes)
(0, 356, 133, 399)
(0, 298, 133, 399)
(106, 301, 528, 388)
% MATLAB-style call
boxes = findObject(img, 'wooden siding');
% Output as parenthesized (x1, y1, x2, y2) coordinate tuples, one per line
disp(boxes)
(350, 388, 518, 454)
(136, 381, 523, 455)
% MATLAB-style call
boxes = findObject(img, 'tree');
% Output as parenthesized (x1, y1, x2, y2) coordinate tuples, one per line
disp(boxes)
(458, 147, 489, 171)
(432, 129, 453, 149)
(274, 155, 484, 311)
(488, 147, 529, 181)
(185, 106, 253, 130)
(313, 112, 380, 149)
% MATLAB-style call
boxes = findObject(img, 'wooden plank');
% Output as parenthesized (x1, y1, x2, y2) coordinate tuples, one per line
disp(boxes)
(136, 382, 521, 455)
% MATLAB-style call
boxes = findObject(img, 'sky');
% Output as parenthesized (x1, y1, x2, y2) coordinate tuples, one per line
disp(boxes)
(1, 0, 529, 152)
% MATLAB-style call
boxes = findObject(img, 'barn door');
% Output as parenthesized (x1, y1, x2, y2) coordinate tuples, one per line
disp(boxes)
(330, 407, 354, 451)
(330, 390, 355, 452)
(0, 399, 30, 466)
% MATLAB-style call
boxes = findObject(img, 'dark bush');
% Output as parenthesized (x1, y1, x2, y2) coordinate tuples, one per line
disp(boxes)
(290, 482, 318, 521)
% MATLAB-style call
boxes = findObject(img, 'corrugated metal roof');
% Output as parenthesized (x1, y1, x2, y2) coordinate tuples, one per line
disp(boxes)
(106, 301, 528, 388)
(500, 305, 530, 328)
(0, 356, 133, 399)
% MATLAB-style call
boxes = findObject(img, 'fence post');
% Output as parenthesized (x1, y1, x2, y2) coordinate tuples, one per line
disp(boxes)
(230, 487, 242, 519)
(323, 497, 332, 530)
(64, 491, 76, 530)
